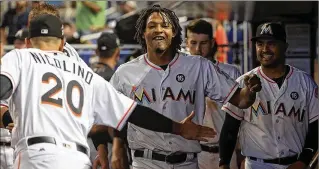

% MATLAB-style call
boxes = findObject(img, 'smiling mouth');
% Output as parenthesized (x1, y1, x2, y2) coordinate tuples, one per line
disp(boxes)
(261, 54, 274, 60)
(153, 36, 165, 41)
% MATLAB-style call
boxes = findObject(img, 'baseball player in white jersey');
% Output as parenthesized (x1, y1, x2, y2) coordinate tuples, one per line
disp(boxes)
(0, 14, 218, 169)
(219, 23, 318, 169)
(185, 19, 242, 169)
(104, 5, 262, 169)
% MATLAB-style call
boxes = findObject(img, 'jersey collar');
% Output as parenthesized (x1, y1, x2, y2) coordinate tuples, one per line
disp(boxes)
(258, 65, 294, 83)
(143, 53, 180, 70)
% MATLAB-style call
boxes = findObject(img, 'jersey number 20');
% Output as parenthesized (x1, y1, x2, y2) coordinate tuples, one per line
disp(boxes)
(41, 72, 84, 117)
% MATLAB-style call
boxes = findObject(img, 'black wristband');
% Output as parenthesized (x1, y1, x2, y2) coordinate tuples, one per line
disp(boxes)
(2, 110, 13, 127)
(298, 148, 315, 165)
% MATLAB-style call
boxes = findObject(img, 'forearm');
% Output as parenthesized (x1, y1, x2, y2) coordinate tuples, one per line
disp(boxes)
(90, 126, 113, 149)
(0, 75, 13, 100)
(82, 1, 101, 13)
(229, 88, 256, 109)
(219, 113, 241, 167)
(298, 120, 318, 165)
(127, 104, 180, 134)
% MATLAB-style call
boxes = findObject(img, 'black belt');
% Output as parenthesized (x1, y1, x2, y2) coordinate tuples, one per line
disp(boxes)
(0, 141, 11, 146)
(200, 144, 219, 153)
(27, 136, 88, 155)
(134, 150, 197, 164)
(248, 155, 298, 165)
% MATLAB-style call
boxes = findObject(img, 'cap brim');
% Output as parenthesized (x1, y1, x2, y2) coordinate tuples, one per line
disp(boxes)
(251, 35, 286, 42)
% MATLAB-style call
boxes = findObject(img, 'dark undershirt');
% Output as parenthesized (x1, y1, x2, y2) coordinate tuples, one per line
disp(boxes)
(272, 65, 290, 88)
(160, 64, 168, 70)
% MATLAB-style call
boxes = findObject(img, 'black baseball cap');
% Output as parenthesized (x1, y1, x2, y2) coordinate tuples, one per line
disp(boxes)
(29, 14, 63, 39)
(251, 22, 286, 42)
(97, 32, 120, 56)
(15, 28, 28, 40)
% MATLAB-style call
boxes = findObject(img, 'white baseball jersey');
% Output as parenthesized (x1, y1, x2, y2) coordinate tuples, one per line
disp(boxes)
(63, 42, 83, 63)
(110, 52, 239, 153)
(222, 65, 319, 159)
(0, 48, 137, 150)
(202, 61, 241, 145)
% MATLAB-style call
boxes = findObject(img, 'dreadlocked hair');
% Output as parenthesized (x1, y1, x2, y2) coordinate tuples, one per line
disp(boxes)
(134, 4, 182, 55)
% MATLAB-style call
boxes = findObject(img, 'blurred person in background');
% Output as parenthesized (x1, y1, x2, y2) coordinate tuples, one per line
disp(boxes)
(91, 32, 120, 81)
(76, 1, 107, 35)
(0, 1, 29, 44)
(113, 1, 139, 44)
(63, 22, 82, 44)
(13, 28, 28, 49)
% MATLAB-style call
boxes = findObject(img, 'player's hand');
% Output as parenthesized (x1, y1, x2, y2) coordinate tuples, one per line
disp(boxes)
(243, 74, 262, 93)
(286, 161, 307, 169)
(6, 123, 14, 133)
(111, 138, 129, 169)
(174, 111, 216, 141)
(93, 144, 109, 169)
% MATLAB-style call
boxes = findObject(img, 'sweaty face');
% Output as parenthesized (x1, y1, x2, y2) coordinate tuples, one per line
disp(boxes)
(143, 12, 175, 54)
(256, 38, 286, 68)
(186, 31, 213, 58)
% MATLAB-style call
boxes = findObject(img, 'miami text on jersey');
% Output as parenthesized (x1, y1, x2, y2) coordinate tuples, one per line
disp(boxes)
(251, 101, 305, 122)
(30, 52, 93, 84)
(130, 86, 196, 104)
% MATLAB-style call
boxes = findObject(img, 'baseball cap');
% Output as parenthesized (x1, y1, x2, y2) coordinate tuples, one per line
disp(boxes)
(251, 22, 286, 42)
(97, 32, 120, 53)
(28, 14, 63, 39)
(15, 28, 29, 40)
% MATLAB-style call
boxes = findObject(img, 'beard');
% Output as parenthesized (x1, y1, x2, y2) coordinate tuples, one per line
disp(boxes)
(155, 48, 165, 54)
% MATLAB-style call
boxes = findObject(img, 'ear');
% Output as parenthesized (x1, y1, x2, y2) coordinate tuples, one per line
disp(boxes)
(284, 42, 289, 51)
(58, 39, 65, 52)
(95, 49, 99, 56)
(211, 39, 215, 47)
(25, 38, 32, 48)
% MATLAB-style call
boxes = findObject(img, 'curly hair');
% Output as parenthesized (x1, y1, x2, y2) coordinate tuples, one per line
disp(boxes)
(134, 4, 182, 55)
(28, 3, 60, 24)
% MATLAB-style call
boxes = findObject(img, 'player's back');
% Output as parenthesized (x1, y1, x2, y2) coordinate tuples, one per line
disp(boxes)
(6, 48, 96, 148)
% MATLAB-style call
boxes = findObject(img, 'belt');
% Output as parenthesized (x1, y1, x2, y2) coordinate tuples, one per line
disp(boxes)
(134, 150, 197, 164)
(200, 144, 219, 153)
(0, 141, 11, 146)
(27, 136, 88, 155)
(248, 155, 298, 165)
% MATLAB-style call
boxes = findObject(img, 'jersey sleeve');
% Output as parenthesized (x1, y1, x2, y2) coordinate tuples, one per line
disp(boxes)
(109, 69, 123, 92)
(93, 76, 137, 130)
(308, 81, 319, 123)
(0, 99, 9, 108)
(1, 50, 22, 97)
(221, 76, 245, 120)
(203, 59, 239, 104)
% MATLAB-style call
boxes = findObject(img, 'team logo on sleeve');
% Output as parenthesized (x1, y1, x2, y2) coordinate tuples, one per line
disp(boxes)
(290, 92, 299, 100)
(176, 74, 185, 83)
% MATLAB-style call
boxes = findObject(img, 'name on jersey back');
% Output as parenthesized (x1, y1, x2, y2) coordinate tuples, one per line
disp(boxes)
(29, 52, 93, 85)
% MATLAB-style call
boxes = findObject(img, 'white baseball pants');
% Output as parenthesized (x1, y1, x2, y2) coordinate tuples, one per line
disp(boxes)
(14, 142, 91, 169)
(0, 145, 14, 169)
(198, 151, 238, 169)
(245, 157, 289, 169)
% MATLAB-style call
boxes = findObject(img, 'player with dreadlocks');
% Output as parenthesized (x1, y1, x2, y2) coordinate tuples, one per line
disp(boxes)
(93, 4, 262, 169)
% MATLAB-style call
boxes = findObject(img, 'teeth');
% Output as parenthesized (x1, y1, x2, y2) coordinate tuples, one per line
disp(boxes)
(263, 55, 272, 58)
(154, 37, 164, 40)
